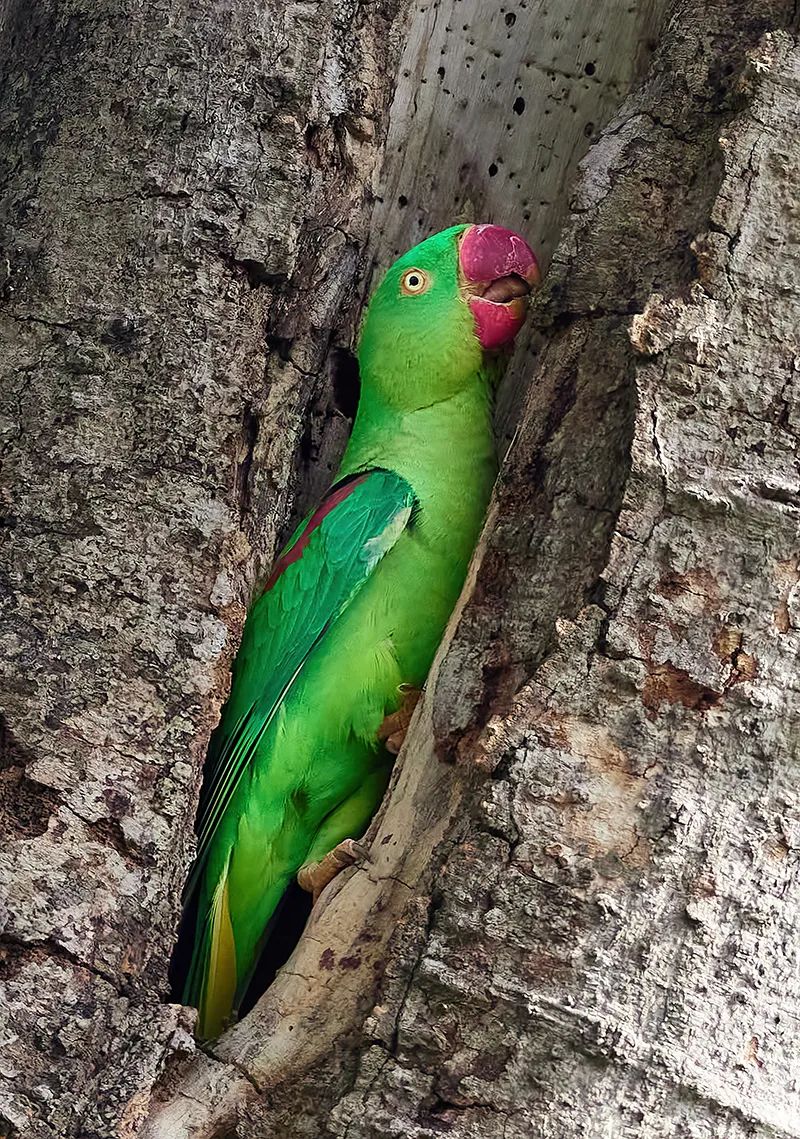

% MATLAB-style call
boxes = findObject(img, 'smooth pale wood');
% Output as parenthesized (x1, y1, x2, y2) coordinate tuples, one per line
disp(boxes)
(370, 0, 663, 264)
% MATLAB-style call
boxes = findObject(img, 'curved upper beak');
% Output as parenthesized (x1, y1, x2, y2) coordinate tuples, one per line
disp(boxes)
(459, 224, 541, 351)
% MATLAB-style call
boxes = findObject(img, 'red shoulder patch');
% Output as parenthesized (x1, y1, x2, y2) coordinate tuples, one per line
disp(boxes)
(263, 473, 370, 592)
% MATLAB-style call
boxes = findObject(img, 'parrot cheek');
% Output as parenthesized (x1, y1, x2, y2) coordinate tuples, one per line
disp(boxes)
(469, 296, 527, 351)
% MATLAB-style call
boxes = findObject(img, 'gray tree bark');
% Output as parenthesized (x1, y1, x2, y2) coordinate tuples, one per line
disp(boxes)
(0, 1, 406, 1134)
(1, 0, 798, 1137)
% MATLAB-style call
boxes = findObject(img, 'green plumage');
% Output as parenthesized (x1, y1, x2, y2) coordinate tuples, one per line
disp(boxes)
(184, 225, 503, 1037)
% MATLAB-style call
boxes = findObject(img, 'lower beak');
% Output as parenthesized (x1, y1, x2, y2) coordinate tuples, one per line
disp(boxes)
(459, 224, 541, 350)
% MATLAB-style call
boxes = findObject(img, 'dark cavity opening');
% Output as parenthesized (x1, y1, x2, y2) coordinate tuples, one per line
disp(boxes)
(331, 345, 361, 421)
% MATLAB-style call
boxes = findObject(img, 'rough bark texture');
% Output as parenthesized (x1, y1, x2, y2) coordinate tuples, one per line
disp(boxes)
(0, 1, 407, 1134)
(2, 0, 798, 1137)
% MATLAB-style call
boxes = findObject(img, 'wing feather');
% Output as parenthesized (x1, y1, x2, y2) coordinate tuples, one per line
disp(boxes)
(184, 468, 416, 900)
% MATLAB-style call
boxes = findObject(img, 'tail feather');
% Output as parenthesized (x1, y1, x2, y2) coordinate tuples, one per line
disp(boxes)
(185, 863, 237, 1040)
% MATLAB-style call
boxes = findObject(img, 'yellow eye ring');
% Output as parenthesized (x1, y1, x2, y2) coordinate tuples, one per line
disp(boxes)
(400, 268, 430, 296)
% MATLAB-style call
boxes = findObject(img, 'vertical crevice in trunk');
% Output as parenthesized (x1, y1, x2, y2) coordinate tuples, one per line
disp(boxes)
(140, 1, 707, 1136)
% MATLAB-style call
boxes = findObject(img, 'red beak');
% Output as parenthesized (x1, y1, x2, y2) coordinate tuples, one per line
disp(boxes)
(459, 224, 541, 351)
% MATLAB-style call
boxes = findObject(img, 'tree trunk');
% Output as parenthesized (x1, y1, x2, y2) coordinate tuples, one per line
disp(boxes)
(1, 0, 798, 1137)
(0, 1, 406, 1134)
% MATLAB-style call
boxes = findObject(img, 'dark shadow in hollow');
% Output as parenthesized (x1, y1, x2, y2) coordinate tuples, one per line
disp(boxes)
(169, 851, 313, 1019)
(331, 345, 361, 422)
(238, 882, 312, 1018)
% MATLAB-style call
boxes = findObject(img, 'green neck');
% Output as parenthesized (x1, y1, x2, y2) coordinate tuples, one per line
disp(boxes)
(337, 369, 498, 509)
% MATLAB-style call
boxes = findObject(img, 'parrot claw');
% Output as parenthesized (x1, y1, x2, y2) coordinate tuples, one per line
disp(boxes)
(297, 838, 371, 903)
(377, 685, 422, 754)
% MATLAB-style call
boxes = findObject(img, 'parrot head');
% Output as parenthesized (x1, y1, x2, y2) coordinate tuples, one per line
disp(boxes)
(357, 223, 540, 409)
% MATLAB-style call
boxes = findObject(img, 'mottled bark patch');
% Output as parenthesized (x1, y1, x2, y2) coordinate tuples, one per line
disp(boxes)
(642, 661, 722, 712)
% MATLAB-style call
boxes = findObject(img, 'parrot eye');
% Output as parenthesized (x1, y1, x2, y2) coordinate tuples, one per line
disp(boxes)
(400, 268, 430, 296)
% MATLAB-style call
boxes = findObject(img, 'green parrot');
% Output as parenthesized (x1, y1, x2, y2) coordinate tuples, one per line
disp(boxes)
(183, 222, 540, 1038)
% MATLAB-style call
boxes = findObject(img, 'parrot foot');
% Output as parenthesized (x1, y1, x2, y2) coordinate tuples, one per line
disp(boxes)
(377, 685, 422, 755)
(297, 839, 371, 904)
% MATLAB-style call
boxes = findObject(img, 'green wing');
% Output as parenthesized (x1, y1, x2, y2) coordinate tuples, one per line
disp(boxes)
(186, 468, 416, 901)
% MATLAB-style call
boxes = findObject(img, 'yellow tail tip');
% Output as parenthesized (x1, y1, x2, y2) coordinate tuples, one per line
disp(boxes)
(197, 871, 237, 1040)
